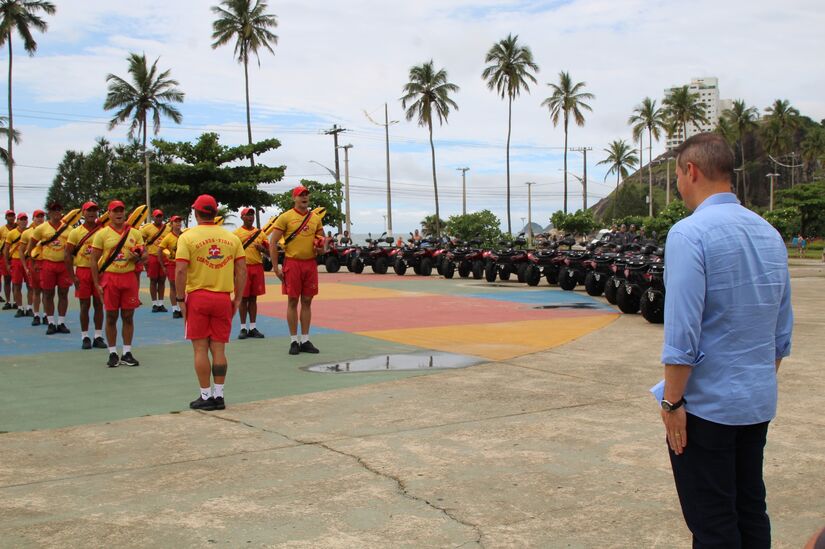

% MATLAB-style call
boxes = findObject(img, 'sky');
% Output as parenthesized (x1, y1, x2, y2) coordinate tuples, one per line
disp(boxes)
(1, 0, 823, 235)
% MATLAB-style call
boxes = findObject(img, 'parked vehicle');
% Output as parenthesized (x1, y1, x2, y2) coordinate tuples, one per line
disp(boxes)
(394, 238, 440, 276)
(484, 235, 529, 282)
(639, 262, 665, 323)
(350, 233, 395, 274)
(616, 245, 664, 314)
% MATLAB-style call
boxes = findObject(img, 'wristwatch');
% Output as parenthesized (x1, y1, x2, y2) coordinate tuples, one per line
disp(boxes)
(661, 397, 686, 412)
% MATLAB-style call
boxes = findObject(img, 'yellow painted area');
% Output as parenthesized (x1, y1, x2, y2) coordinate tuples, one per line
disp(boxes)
(357, 316, 619, 361)
(256, 281, 431, 303)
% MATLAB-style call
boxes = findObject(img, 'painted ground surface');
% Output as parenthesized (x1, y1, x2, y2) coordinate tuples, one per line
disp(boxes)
(0, 271, 618, 431)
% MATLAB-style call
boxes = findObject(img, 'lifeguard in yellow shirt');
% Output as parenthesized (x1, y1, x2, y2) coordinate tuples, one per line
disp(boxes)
(233, 207, 268, 340)
(27, 202, 73, 335)
(157, 215, 183, 318)
(3, 213, 30, 317)
(142, 209, 171, 313)
(0, 209, 16, 309)
(65, 201, 107, 350)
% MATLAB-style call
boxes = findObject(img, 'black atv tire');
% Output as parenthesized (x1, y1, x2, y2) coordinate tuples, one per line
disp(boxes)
(516, 263, 527, 283)
(346, 256, 356, 272)
(640, 289, 665, 324)
(484, 262, 498, 282)
(324, 255, 340, 273)
(373, 256, 388, 275)
(604, 276, 620, 305)
(419, 257, 433, 277)
(544, 268, 558, 285)
(525, 264, 541, 286)
(352, 257, 365, 274)
(617, 282, 642, 314)
(394, 259, 407, 276)
(499, 264, 512, 281)
(584, 271, 606, 296)
(413, 263, 421, 275)
(458, 261, 471, 278)
(558, 268, 577, 291)
(443, 260, 456, 279)
(472, 260, 484, 280)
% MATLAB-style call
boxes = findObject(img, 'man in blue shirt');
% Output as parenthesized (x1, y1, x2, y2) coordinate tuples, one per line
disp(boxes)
(656, 133, 793, 548)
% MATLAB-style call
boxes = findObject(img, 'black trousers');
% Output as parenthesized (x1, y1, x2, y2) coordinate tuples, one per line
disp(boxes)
(669, 413, 771, 549)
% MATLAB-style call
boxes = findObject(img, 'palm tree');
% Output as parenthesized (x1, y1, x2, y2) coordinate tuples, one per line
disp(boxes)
(662, 116, 679, 204)
(722, 99, 758, 204)
(801, 127, 825, 176)
(662, 86, 709, 143)
(482, 33, 538, 234)
(400, 60, 459, 238)
(597, 139, 638, 221)
(0, 0, 56, 209)
(211, 0, 278, 201)
(764, 99, 801, 182)
(104, 53, 184, 212)
(0, 115, 20, 167)
(628, 98, 665, 216)
(541, 71, 594, 213)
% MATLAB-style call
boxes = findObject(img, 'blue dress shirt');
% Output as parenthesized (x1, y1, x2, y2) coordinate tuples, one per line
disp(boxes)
(655, 193, 793, 425)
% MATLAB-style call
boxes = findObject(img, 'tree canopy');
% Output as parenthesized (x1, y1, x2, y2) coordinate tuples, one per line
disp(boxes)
(444, 210, 502, 246)
(270, 179, 343, 231)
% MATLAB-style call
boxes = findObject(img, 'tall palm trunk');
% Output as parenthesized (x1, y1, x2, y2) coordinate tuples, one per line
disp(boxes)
(143, 116, 151, 213)
(428, 120, 440, 237)
(6, 35, 14, 210)
(740, 141, 749, 206)
(648, 127, 653, 217)
(612, 171, 619, 220)
(505, 95, 512, 234)
(638, 135, 644, 188)
(562, 115, 568, 214)
(242, 55, 261, 228)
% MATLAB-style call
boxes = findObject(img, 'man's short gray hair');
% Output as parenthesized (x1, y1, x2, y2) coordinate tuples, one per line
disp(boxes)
(675, 132, 735, 182)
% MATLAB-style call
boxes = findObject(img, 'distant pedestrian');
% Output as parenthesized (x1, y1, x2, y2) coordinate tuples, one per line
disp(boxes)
(800, 235, 807, 258)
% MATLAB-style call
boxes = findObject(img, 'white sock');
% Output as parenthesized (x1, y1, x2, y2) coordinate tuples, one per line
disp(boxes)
(46, 316, 52, 325)
(153, 300, 159, 307)
(25, 304, 32, 311)
(290, 335, 298, 343)
(249, 322, 256, 330)
(108, 346, 117, 354)
(200, 386, 212, 400)
(94, 330, 102, 339)
(122, 345, 131, 354)
(173, 305, 180, 312)
(81, 331, 89, 340)
(213, 384, 224, 398)
(300, 334, 308, 344)
(57, 316, 65, 325)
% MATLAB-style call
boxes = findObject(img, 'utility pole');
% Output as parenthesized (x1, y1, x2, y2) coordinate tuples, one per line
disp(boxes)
(525, 181, 535, 246)
(324, 124, 347, 232)
(338, 144, 353, 236)
(767, 173, 780, 211)
(365, 105, 398, 235)
(570, 147, 592, 210)
(457, 167, 470, 215)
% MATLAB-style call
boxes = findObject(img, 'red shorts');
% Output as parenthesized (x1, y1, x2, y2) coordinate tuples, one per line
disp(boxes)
(101, 271, 141, 311)
(135, 262, 144, 274)
(281, 258, 318, 298)
(165, 262, 176, 282)
(28, 260, 41, 290)
(0, 258, 7, 277)
(74, 266, 100, 300)
(40, 260, 72, 290)
(10, 258, 29, 285)
(244, 263, 266, 297)
(147, 254, 165, 279)
(185, 289, 232, 343)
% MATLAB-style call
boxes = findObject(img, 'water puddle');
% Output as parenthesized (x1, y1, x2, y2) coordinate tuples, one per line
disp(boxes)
(304, 352, 482, 373)
(532, 303, 601, 310)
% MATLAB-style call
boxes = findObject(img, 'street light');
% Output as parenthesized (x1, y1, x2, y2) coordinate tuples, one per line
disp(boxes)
(456, 167, 470, 215)
(337, 144, 353, 236)
(525, 181, 536, 247)
(365, 104, 399, 233)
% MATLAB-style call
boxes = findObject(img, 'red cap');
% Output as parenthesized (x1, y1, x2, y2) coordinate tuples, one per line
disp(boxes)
(4, 209, 14, 216)
(169, 215, 182, 222)
(152, 209, 163, 217)
(241, 207, 255, 216)
(17, 212, 28, 220)
(82, 201, 99, 211)
(107, 200, 126, 212)
(192, 194, 217, 214)
(32, 209, 45, 217)
(292, 186, 309, 198)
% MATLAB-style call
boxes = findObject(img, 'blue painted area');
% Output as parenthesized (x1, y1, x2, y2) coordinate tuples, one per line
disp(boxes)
(0, 307, 340, 357)
(466, 289, 616, 311)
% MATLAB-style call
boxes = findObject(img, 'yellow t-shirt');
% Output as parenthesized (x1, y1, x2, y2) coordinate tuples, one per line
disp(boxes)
(32, 221, 69, 262)
(92, 225, 144, 274)
(141, 223, 170, 255)
(4, 228, 25, 260)
(67, 224, 100, 268)
(20, 226, 37, 259)
(0, 224, 11, 255)
(158, 232, 180, 265)
(176, 224, 244, 294)
(233, 226, 268, 265)
(273, 209, 324, 260)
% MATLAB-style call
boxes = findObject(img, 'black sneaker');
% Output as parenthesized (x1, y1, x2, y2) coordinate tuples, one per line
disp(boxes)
(93, 336, 107, 349)
(81, 337, 92, 350)
(120, 352, 139, 367)
(2, 302, 13, 310)
(31, 316, 41, 326)
(300, 340, 320, 354)
(248, 328, 265, 339)
(172, 310, 183, 319)
(238, 328, 248, 340)
(107, 352, 120, 368)
(157, 304, 168, 313)
(151, 305, 160, 313)
(46, 323, 57, 335)
(289, 341, 300, 355)
(14, 309, 25, 318)
(57, 323, 71, 334)
(212, 396, 225, 410)
(189, 396, 217, 411)
(25, 309, 34, 317)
